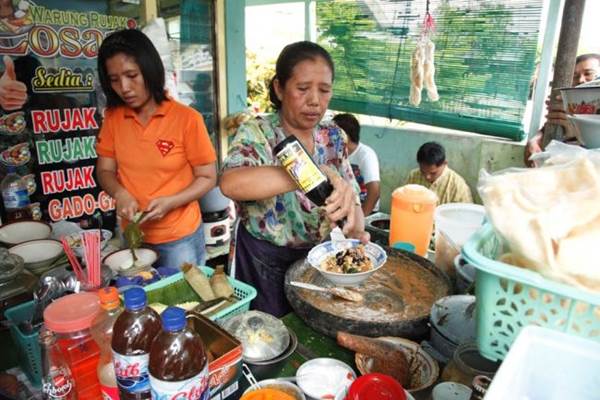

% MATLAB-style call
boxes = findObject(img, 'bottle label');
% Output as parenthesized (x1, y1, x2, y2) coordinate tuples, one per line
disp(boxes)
(113, 351, 151, 395)
(276, 140, 327, 193)
(150, 364, 209, 400)
(2, 187, 29, 208)
(100, 384, 120, 400)
(42, 366, 75, 399)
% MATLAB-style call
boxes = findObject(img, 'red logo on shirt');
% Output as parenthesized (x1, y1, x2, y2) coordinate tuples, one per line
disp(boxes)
(156, 139, 174, 156)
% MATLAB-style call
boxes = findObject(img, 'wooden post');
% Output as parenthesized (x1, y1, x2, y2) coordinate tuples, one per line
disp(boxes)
(542, 0, 586, 147)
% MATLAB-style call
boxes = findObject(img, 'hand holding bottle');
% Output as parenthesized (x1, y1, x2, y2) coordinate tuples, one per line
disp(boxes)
(322, 165, 369, 242)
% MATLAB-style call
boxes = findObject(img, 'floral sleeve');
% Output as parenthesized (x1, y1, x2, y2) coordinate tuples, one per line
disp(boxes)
(222, 118, 271, 170)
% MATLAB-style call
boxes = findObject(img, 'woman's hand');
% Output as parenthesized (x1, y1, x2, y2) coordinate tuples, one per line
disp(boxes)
(115, 190, 139, 222)
(140, 196, 177, 224)
(322, 166, 369, 242)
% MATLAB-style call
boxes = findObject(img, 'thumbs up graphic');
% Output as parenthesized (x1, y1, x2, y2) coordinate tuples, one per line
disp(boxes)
(0, 55, 27, 110)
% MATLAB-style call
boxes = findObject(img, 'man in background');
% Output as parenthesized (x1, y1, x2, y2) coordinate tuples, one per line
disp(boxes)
(406, 141, 473, 204)
(333, 113, 381, 215)
(525, 53, 600, 166)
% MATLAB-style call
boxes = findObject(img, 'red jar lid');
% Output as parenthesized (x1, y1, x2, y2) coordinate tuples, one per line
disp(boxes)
(347, 373, 407, 400)
(44, 292, 100, 333)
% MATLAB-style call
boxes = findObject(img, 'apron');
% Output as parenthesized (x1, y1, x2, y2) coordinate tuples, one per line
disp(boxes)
(234, 223, 310, 317)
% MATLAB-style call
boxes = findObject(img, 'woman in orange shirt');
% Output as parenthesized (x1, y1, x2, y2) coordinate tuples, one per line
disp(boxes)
(96, 29, 217, 268)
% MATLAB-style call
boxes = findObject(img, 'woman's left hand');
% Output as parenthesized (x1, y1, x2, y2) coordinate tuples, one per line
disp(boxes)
(322, 166, 369, 242)
(140, 196, 177, 224)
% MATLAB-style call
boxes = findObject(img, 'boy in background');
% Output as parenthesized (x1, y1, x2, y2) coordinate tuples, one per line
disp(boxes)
(333, 113, 381, 215)
(406, 142, 472, 204)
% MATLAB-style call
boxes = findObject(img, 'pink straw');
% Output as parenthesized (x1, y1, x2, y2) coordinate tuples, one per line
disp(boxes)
(82, 230, 101, 288)
(60, 237, 86, 282)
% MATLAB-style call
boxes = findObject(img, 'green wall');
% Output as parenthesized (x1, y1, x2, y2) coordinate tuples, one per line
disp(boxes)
(359, 124, 526, 212)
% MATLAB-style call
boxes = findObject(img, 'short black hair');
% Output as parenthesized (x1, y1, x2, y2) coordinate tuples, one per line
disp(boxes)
(417, 142, 446, 166)
(97, 29, 166, 108)
(576, 53, 600, 65)
(269, 41, 335, 110)
(333, 113, 360, 143)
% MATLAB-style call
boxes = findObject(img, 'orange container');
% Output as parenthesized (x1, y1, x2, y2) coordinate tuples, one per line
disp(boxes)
(389, 184, 437, 256)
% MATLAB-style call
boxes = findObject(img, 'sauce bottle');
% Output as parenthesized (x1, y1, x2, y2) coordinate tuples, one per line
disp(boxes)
(111, 287, 161, 399)
(149, 307, 209, 399)
(90, 287, 122, 400)
(273, 135, 334, 207)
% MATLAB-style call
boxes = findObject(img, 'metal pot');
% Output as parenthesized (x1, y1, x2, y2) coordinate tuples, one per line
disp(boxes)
(429, 295, 476, 361)
(246, 328, 298, 380)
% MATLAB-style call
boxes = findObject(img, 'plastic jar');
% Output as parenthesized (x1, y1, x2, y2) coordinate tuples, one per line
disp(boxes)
(441, 343, 500, 387)
(43, 291, 102, 399)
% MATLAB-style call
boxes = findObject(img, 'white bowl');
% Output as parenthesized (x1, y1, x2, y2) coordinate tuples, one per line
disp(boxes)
(296, 358, 356, 400)
(567, 114, 600, 148)
(8, 239, 63, 273)
(560, 85, 600, 115)
(65, 229, 113, 258)
(102, 248, 158, 275)
(307, 239, 387, 287)
(0, 221, 51, 246)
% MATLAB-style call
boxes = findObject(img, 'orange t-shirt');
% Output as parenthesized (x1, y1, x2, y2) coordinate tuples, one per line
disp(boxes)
(96, 98, 216, 244)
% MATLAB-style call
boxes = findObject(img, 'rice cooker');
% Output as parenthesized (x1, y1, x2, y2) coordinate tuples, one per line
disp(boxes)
(200, 187, 232, 246)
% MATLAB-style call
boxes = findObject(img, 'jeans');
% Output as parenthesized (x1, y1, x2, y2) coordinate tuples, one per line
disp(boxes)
(150, 223, 207, 269)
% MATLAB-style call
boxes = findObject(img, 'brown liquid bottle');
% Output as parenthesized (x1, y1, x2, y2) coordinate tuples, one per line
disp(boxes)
(273, 135, 334, 207)
(149, 307, 209, 399)
(111, 287, 161, 399)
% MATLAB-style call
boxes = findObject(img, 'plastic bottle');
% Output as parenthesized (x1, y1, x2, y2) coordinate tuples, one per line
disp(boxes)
(149, 306, 209, 400)
(1, 166, 31, 222)
(111, 287, 161, 399)
(90, 287, 122, 400)
(273, 135, 334, 207)
(39, 328, 77, 400)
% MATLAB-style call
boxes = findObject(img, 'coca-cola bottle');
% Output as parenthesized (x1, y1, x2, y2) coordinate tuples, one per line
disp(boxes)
(90, 287, 122, 400)
(39, 329, 77, 400)
(149, 307, 209, 400)
(111, 287, 161, 399)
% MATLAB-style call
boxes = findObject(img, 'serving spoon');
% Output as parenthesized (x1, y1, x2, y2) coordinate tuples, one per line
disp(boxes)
(290, 281, 363, 302)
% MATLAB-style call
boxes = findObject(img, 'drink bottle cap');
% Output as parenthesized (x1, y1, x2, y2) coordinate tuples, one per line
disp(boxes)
(98, 286, 120, 310)
(161, 306, 186, 332)
(124, 287, 147, 311)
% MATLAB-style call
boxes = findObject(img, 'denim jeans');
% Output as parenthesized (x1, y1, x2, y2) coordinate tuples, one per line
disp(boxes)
(150, 223, 207, 269)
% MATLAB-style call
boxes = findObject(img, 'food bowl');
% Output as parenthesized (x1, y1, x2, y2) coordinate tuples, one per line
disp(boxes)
(355, 337, 439, 394)
(560, 85, 600, 115)
(0, 220, 51, 246)
(567, 114, 600, 148)
(296, 358, 356, 400)
(242, 379, 306, 400)
(65, 229, 113, 258)
(307, 239, 387, 287)
(8, 239, 64, 274)
(102, 248, 158, 276)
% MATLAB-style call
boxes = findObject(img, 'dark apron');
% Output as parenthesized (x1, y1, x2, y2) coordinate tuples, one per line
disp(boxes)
(234, 223, 309, 318)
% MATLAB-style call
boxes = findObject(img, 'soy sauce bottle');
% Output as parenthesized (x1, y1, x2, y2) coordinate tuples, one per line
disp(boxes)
(273, 135, 333, 206)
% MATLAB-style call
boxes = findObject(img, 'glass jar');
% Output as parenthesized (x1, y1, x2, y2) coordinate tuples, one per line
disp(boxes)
(441, 343, 500, 387)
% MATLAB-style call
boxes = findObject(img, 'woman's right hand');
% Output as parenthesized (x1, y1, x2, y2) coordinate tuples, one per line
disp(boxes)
(114, 190, 138, 221)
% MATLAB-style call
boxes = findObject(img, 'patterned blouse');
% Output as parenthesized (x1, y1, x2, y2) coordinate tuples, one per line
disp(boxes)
(223, 113, 359, 248)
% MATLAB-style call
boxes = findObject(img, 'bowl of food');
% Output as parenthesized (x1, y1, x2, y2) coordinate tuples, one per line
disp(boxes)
(0, 220, 52, 246)
(242, 380, 306, 400)
(307, 239, 387, 286)
(8, 239, 64, 274)
(567, 114, 600, 148)
(65, 229, 113, 258)
(102, 248, 158, 276)
(560, 85, 600, 115)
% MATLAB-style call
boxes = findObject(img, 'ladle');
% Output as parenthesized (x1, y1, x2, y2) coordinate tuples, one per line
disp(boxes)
(290, 281, 363, 302)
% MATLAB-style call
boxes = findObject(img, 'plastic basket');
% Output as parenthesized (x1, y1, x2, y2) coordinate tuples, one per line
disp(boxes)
(4, 301, 42, 387)
(144, 266, 257, 322)
(462, 223, 600, 362)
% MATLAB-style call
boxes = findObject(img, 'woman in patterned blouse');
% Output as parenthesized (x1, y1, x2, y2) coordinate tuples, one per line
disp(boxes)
(220, 41, 368, 316)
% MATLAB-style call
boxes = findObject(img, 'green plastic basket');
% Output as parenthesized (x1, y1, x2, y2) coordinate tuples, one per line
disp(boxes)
(144, 266, 257, 322)
(462, 223, 600, 362)
(4, 301, 41, 387)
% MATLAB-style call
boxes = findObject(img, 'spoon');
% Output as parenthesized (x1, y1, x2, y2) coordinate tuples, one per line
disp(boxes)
(290, 281, 363, 302)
